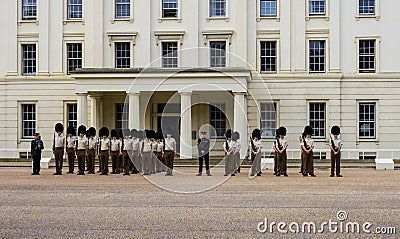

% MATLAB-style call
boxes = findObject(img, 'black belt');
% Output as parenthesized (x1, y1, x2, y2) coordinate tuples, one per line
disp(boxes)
(100, 150, 108, 152)
(164, 150, 173, 152)
(54, 147, 63, 149)
(77, 149, 85, 151)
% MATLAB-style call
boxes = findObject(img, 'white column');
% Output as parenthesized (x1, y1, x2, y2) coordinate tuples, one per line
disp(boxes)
(233, 92, 247, 159)
(38, 0, 49, 75)
(77, 93, 88, 127)
(90, 95, 101, 130)
(128, 92, 140, 130)
(180, 92, 192, 159)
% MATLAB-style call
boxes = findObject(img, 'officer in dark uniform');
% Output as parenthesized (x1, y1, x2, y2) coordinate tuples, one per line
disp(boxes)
(31, 132, 44, 175)
(196, 131, 211, 176)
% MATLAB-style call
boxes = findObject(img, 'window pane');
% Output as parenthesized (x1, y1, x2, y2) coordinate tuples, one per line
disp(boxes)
(22, 44, 36, 75)
(359, 40, 375, 73)
(260, 41, 277, 73)
(115, 42, 131, 68)
(359, 103, 375, 138)
(68, 0, 83, 19)
(260, 102, 277, 138)
(162, 42, 178, 68)
(115, 0, 130, 18)
(116, 103, 129, 130)
(22, 0, 37, 20)
(309, 0, 325, 15)
(210, 0, 226, 17)
(309, 40, 325, 73)
(210, 41, 226, 67)
(359, 0, 375, 15)
(162, 0, 178, 18)
(309, 103, 325, 138)
(67, 43, 82, 73)
(210, 104, 226, 138)
(260, 0, 277, 17)
(22, 104, 36, 138)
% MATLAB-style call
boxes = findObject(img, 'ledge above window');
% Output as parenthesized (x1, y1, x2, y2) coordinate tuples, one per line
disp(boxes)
(154, 30, 185, 45)
(202, 30, 234, 45)
(107, 32, 138, 46)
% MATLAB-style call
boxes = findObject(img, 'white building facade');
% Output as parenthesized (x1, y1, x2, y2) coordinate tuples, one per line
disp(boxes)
(1, 0, 399, 160)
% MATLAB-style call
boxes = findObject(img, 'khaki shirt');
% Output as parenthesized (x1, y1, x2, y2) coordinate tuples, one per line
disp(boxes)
(164, 138, 176, 151)
(66, 136, 76, 149)
(250, 140, 263, 150)
(301, 138, 314, 149)
(223, 140, 234, 151)
(151, 141, 158, 151)
(88, 138, 97, 150)
(76, 136, 87, 150)
(156, 142, 163, 152)
(330, 138, 342, 149)
(110, 139, 121, 152)
(100, 138, 110, 151)
(123, 138, 133, 151)
(142, 140, 152, 152)
(132, 138, 140, 151)
(54, 135, 64, 148)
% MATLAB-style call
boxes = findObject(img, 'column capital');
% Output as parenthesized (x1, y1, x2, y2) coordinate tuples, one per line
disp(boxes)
(76, 92, 88, 96)
(127, 91, 140, 96)
(233, 91, 246, 96)
(178, 91, 192, 95)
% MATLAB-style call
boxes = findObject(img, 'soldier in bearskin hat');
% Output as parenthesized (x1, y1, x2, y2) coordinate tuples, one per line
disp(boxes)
(249, 128, 263, 176)
(274, 127, 288, 177)
(150, 130, 157, 174)
(329, 125, 343, 177)
(66, 126, 76, 174)
(98, 127, 110, 175)
(273, 129, 279, 176)
(300, 126, 316, 177)
(86, 127, 97, 174)
(130, 129, 141, 174)
(53, 123, 65, 175)
(76, 125, 88, 175)
(223, 129, 235, 176)
(232, 131, 241, 174)
(110, 129, 122, 174)
(121, 128, 132, 176)
(142, 130, 153, 175)
(155, 132, 165, 173)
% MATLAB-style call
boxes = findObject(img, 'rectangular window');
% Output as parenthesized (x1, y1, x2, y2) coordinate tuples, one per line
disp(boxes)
(260, 0, 277, 17)
(67, 43, 82, 74)
(115, 0, 130, 18)
(162, 42, 178, 68)
(260, 41, 277, 73)
(309, 40, 325, 73)
(309, 103, 326, 138)
(309, 0, 325, 15)
(162, 0, 178, 18)
(210, 104, 226, 138)
(22, 104, 36, 139)
(210, 41, 226, 67)
(210, 0, 226, 17)
(67, 103, 77, 131)
(21, 44, 36, 76)
(116, 103, 129, 130)
(359, 0, 375, 15)
(359, 40, 375, 73)
(68, 0, 83, 19)
(22, 0, 37, 20)
(115, 42, 131, 68)
(260, 102, 277, 138)
(359, 103, 375, 138)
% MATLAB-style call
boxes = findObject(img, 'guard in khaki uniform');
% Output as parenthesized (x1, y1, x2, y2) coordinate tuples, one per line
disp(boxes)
(164, 131, 176, 176)
(232, 131, 241, 174)
(53, 123, 65, 175)
(273, 129, 279, 176)
(223, 130, 235, 176)
(86, 127, 97, 174)
(98, 127, 110, 175)
(110, 129, 122, 174)
(76, 125, 87, 175)
(142, 130, 153, 175)
(274, 127, 288, 177)
(150, 130, 157, 174)
(122, 128, 132, 176)
(301, 126, 316, 177)
(118, 129, 124, 173)
(130, 129, 140, 174)
(330, 125, 343, 177)
(250, 128, 263, 177)
(155, 132, 164, 173)
(66, 126, 76, 174)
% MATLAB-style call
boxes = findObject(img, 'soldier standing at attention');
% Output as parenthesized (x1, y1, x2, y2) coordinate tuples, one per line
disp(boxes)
(223, 129, 234, 176)
(232, 131, 241, 174)
(122, 129, 132, 176)
(66, 126, 76, 174)
(330, 125, 343, 177)
(273, 129, 279, 176)
(150, 130, 157, 174)
(274, 127, 288, 177)
(98, 127, 110, 175)
(86, 127, 97, 174)
(249, 129, 263, 177)
(196, 131, 211, 176)
(31, 132, 44, 175)
(142, 130, 153, 175)
(110, 129, 122, 174)
(164, 131, 176, 176)
(76, 125, 87, 175)
(301, 126, 316, 177)
(155, 132, 164, 173)
(53, 123, 64, 175)
(130, 129, 140, 174)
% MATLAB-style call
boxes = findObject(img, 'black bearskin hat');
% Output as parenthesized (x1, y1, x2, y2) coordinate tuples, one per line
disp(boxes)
(252, 128, 261, 139)
(275, 129, 280, 137)
(99, 127, 109, 137)
(225, 129, 232, 139)
(150, 130, 156, 139)
(331, 125, 340, 135)
(137, 130, 145, 140)
(131, 129, 138, 138)
(55, 123, 64, 133)
(78, 125, 86, 135)
(88, 127, 96, 137)
(278, 127, 287, 136)
(110, 129, 118, 138)
(155, 132, 163, 140)
(232, 131, 240, 141)
(123, 128, 131, 138)
(67, 126, 76, 136)
(117, 129, 124, 139)
(303, 126, 313, 136)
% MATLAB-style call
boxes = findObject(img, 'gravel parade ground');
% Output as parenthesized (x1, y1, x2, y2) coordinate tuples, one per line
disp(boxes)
(0, 167, 399, 238)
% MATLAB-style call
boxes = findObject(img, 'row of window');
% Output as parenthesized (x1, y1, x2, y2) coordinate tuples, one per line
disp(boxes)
(21, 0, 377, 21)
(20, 38, 376, 75)
(21, 102, 376, 140)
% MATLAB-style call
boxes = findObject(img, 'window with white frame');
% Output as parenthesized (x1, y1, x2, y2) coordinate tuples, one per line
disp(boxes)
(359, 0, 375, 15)
(162, 42, 178, 68)
(359, 39, 375, 73)
(22, 0, 37, 20)
(210, 41, 226, 67)
(359, 102, 375, 138)
(67, 0, 83, 19)
(162, 0, 178, 18)
(67, 103, 77, 130)
(21, 44, 36, 76)
(67, 43, 82, 74)
(309, 0, 325, 15)
(115, 0, 130, 18)
(260, 102, 277, 138)
(115, 42, 131, 68)
(210, 0, 226, 17)
(210, 104, 226, 138)
(309, 103, 326, 138)
(260, 41, 277, 73)
(22, 104, 36, 139)
(260, 0, 277, 17)
(309, 40, 325, 73)
(116, 103, 129, 130)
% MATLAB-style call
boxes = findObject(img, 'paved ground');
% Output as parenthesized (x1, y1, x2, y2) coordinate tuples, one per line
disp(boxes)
(0, 167, 399, 238)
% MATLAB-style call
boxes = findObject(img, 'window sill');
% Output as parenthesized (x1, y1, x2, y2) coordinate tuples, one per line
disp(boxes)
(356, 139, 379, 145)
(206, 17, 229, 22)
(17, 20, 39, 26)
(256, 16, 280, 22)
(158, 18, 182, 23)
(111, 18, 134, 24)
(358, 71, 376, 74)
(356, 15, 380, 21)
(63, 19, 85, 25)
(305, 16, 330, 21)
(260, 71, 277, 75)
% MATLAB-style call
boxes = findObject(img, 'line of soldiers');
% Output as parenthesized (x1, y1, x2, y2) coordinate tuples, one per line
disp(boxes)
(52, 123, 177, 176)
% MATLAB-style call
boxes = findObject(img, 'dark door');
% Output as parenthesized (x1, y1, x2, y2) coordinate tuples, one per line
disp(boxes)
(157, 116, 180, 153)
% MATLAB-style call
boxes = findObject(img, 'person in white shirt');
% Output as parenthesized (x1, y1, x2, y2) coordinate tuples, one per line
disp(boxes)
(223, 129, 235, 176)
(98, 127, 110, 175)
(249, 129, 263, 177)
(155, 132, 164, 173)
(110, 129, 122, 174)
(300, 126, 316, 177)
(142, 130, 153, 175)
(150, 130, 157, 174)
(274, 127, 288, 177)
(164, 131, 176, 176)
(76, 125, 88, 175)
(53, 123, 65, 175)
(131, 129, 141, 174)
(330, 125, 343, 177)
(232, 131, 241, 174)
(86, 127, 97, 174)
(66, 126, 76, 174)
